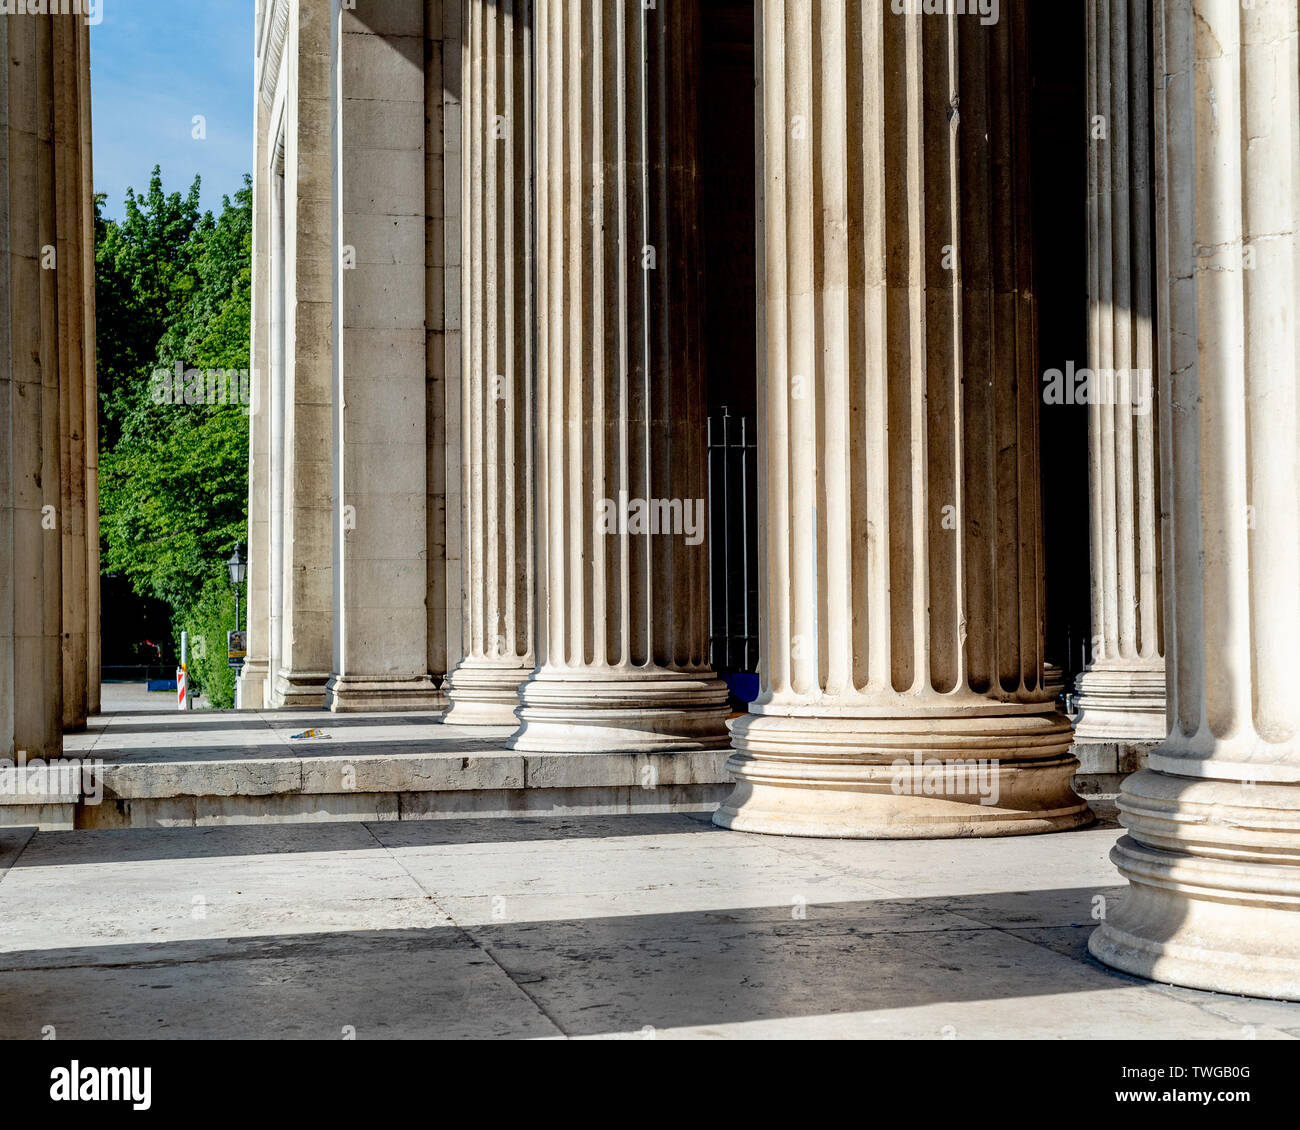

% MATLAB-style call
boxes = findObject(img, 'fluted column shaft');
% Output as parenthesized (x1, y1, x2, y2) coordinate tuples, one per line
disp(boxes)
(54, 13, 87, 731)
(510, 0, 728, 752)
(268, 0, 334, 707)
(444, 0, 534, 725)
(1091, 0, 1300, 1000)
(1, 14, 94, 759)
(239, 42, 273, 710)
(1075, 0, 1165, 741)
(716, 1, 1089, 837)
(77, 19, 99, 719)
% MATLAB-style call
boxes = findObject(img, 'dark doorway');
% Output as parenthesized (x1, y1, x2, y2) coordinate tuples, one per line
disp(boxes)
(1031, 2, 1093, 697)
(700, 2, 760, 704)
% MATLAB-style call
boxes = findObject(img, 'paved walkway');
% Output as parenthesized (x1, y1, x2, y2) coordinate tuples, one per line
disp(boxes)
(2, 813, 1298, 1039)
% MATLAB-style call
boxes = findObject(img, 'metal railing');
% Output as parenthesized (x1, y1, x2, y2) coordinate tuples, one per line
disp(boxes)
(707, 407, 759, 680)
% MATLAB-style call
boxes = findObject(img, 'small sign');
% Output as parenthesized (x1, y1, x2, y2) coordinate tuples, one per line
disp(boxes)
(227, 630, 247, 670)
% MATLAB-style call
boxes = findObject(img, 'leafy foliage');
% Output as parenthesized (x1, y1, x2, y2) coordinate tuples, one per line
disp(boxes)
(180, 578, 239, 709)
(96, 168, 252, 659)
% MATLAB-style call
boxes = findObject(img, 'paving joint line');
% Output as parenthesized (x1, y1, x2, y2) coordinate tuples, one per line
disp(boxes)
(359, 820, 569, 1038)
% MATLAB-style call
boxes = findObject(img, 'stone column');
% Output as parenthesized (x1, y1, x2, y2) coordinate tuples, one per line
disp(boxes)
(1090, 0, 1300, 1000)
(1074, 0, 1165, 741)
(266, 162, 287, 706)
(426, 0, 457, 700)
(53, 13, 87, 732)
(247, 1, 291, 709)
(239, 96, 272, 709)
(0, 15, 73, 760)
(271, 0, 335, 708)
(77, 19, 99, 719)
(715, 2, 1089, 837)
(443, 0, 534, 725)
(510, 0, 729, 752)
(325, 3, 444, 712)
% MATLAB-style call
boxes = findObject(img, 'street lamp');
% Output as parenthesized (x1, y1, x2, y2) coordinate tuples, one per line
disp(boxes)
(227, 544, 246, 632)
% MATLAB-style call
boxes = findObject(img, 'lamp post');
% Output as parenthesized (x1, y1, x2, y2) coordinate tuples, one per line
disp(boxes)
(227, 544, 246, 632)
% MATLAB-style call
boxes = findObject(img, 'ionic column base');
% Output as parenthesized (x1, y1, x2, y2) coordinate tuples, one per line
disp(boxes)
(271, 670, 330, 709)
(714, 709, 1093, 839)
(443, 660, 529, 726)
(1073, 665, 1167, 741)
(237, 659, 269, 711)
(323, 674, 447, 714)
(509, 670, 731, 754)
(1089, 770, 1300, 1000)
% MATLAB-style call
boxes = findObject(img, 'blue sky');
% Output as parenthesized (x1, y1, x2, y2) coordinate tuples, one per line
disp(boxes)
(90, 1, 254, 220)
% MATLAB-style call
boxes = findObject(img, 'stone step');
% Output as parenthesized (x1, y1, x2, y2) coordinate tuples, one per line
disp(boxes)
(1, 708, 1146, 832)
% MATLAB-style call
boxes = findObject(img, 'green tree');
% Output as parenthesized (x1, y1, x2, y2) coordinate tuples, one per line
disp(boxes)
(97, 170, 252, 679)
(95, 168, 206, 448)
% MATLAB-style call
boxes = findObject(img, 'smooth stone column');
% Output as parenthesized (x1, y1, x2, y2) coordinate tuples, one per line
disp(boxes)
(1074, 0, 1165, 741)
(444, 0, 534, 725)
(510, 0, 729, 752)
(1090, 0, 1300, 1000)
(325, 3, 444, 712)
(715, 2, 1090, 837)
(271, 0, 335, 707)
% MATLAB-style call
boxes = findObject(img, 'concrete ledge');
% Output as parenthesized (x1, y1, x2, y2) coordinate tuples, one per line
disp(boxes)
(24, 707, 1156, 833)
(77, 782, 732, 829)
(21, 733, 733, 830)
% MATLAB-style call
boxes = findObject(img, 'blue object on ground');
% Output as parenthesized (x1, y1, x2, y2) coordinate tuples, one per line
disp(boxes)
(725, 672, 760, 704)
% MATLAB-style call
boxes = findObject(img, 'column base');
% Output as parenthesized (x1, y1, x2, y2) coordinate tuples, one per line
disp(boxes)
(271, 669, 330, 709)
(1089, 769, 1300, 1000)
(237, 660, 269, 712)
(323, 673, 447, 713)
(1072, 664, 1166, 741)
(1044, 662, 1066, 699)
(508, 668, 731, 753)
(443, 658, 530, 726)
(714, 707, 1093, 839)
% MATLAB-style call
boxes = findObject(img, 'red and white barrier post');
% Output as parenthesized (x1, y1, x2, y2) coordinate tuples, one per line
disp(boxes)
(178, 630, 190, 711)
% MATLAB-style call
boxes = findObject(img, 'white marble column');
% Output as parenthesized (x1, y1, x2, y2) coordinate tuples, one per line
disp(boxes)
(1074, 0, 1165, 741)
(444, 0, 534, 725)
(325, 2, 444, 712)
(1090, 0, 1300, 1000)
(510, 0, 729, 752)
(715, 2, 1090, 837)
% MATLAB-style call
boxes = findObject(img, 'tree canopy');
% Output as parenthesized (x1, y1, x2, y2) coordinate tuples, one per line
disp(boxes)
(96, 167, 252, 703)
(97, 167, 252, 616)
